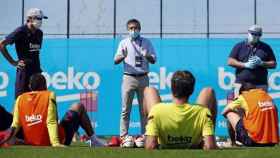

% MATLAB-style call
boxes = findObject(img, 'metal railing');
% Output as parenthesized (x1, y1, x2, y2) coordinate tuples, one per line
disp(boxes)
(3, 0, 280, 39)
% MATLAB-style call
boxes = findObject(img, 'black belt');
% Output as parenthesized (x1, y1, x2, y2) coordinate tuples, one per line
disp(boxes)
(124, 72, 148, 77)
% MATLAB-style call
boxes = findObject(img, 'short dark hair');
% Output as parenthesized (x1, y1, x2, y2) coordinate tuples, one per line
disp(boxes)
(171, 70, 195, 99)
(29, 73, 47, 91)
(127, 18, 141, 30)
(239, 82, 256, 94)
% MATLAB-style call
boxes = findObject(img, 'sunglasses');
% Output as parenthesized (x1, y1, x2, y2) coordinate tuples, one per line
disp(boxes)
(249, 31, 261, 37)
(33, 17, 43, 20)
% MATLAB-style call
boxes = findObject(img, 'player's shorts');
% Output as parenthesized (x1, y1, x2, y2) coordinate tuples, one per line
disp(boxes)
(15, 68, 30, 98)
(235, 119, 275, 147)
(59, 110, 80, 145)
(15, 68, 42, 98)
(15, 68, 38, 98)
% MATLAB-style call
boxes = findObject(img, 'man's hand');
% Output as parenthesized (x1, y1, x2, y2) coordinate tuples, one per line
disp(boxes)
(144, 135, 158, 150)
(244, 56, 259, 69)
(140, 48, 156, 64)
(121, 48, 128, 58)
(251, 55, 264, 66)
(114, 48, 128, 65)
(244, 61, 255, 69)
(203, 135, 217, 150)
(16, 60, 26, 69)
(140, 48, 148, 57)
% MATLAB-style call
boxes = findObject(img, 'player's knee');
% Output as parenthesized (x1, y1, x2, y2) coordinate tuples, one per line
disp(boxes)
(225, 111, 240, 127)
(202, 87, 215, 95)
(225, 111, 239, 119)
(144, 87, 158, 97)
(69, 102, 86, 113)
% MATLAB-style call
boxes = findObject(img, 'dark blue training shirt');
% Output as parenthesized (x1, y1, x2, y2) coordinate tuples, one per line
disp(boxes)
(5, 25, 43, 73)
(229, 40, 276, 85)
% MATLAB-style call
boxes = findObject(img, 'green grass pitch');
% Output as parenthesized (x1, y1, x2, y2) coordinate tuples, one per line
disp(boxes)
(1, 143, 280, 158)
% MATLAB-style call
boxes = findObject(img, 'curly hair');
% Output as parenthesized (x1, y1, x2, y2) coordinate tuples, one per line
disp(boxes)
(29, 73, 47, 91)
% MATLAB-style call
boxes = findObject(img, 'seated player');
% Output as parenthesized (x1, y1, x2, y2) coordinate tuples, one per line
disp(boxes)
(144, 70, 217, 150)
(222, 82, 279, 147)
(0, 73, 105, 147)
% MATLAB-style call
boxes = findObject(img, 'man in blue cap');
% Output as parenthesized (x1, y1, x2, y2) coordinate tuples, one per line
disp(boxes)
(227, 25, 277, 96)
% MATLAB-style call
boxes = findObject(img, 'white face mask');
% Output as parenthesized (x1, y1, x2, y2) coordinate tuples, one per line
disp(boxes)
(247, 33, 260, 44)
(129, 30, 140, 39)
(32, 19, 42, 29)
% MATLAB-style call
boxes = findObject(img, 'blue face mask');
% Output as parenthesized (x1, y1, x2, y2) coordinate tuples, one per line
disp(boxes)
(248, 33, 260, 44)
(32, 19, 42, 29)
(129, 30, 140, 39)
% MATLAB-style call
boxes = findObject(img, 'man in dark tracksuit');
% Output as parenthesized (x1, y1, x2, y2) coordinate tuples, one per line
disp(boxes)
(0, 8, 48, 98)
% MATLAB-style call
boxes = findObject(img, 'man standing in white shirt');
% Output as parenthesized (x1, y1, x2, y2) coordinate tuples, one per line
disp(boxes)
(114, 19, 157, 148)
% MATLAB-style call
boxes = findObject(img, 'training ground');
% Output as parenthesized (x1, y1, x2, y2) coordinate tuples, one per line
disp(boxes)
(0, 142, 280, 158)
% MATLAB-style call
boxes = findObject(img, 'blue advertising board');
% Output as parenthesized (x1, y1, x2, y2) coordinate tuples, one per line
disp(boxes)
(1, 38, 280, 136)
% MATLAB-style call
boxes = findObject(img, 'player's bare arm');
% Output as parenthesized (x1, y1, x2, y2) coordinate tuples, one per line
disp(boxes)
(0, 39, 18, 66)
(261, 60, 277, 69)
(227, 57, 246, 69)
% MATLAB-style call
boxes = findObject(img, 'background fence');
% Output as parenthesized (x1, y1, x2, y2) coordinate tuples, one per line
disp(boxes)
(0, 0, 280, 38)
